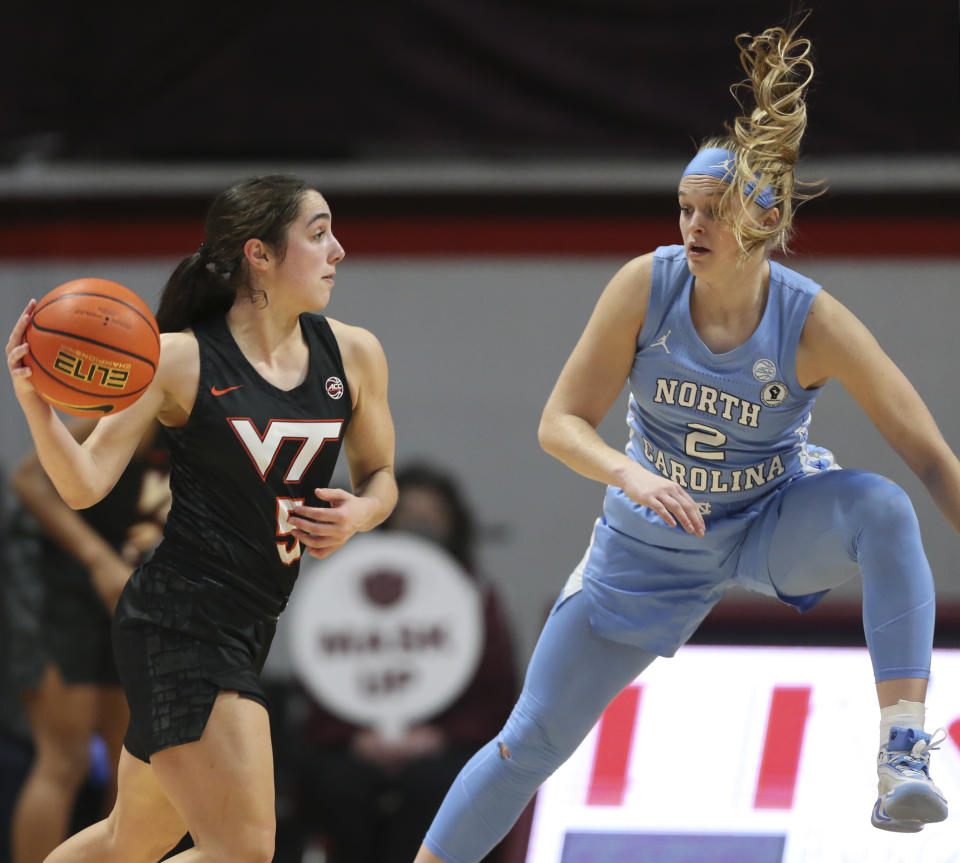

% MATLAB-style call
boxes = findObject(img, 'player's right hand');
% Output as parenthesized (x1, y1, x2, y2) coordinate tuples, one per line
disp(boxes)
(619, 465, 705, 537)
(5, 300, 39, 400)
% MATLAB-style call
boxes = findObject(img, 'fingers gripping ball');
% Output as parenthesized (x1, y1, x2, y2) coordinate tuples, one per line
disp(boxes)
(24, 279, 160, 416)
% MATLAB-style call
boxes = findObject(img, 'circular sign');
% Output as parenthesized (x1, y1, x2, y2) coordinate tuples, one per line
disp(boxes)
(288, 532, 483, 738)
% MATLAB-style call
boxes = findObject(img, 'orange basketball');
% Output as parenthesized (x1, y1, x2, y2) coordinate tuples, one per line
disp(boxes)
(23, 278, 160, 417)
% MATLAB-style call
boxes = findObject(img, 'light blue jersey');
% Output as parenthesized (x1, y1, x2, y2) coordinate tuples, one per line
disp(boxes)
(423, 246, 937, 863)
(605, 244, 827, 538)
(573, 245, 838, 650)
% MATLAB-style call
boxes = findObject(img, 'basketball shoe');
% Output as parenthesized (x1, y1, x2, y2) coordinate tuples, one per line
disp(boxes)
(871, 726, 948, 832)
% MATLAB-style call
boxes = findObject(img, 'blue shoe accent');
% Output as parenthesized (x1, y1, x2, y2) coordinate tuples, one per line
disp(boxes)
(888, 727, 930, 753)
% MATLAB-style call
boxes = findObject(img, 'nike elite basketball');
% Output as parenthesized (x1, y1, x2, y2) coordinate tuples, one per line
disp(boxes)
(24, 279, 160, 416)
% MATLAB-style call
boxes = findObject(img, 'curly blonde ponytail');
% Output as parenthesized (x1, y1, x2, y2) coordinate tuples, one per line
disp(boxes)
(710, 19, 827, 255)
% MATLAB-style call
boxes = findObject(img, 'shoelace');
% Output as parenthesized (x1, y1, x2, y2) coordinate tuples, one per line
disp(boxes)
(887, 728, 946, 776)
(910, 727, 946, 760)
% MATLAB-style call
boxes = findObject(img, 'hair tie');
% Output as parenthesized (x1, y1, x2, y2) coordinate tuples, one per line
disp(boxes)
(197, 242, 210, 260)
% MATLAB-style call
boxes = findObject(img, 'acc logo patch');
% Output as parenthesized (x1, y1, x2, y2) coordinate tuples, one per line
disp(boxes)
(753, 358, 777, 382)
(325, 376, 344, 399)
(760, 381, 788, 407)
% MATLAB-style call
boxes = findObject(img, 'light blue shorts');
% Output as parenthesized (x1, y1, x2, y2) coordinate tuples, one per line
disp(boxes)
(562, 472, 871, 656)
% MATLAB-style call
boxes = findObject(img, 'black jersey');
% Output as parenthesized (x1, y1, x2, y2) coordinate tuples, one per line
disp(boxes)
(156, 313, 352, 615)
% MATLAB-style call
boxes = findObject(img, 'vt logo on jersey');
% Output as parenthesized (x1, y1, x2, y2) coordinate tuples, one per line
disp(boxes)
(229, 418, 344, 482)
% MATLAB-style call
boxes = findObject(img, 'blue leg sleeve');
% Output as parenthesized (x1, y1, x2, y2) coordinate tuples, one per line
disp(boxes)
(424, 590, 656, 863)
(763, 469, 935, 682)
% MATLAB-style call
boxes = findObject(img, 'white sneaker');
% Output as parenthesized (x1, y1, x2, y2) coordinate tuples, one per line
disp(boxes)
(871, 726, 948, 832)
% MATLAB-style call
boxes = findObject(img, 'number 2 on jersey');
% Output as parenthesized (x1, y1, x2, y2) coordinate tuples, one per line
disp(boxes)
(684, 422, 727, 461)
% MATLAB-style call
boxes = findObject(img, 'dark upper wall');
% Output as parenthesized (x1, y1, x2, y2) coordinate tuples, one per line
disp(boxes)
(2, 0, 957, 163)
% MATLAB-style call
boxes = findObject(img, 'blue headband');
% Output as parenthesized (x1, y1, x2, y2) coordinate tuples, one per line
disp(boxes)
(681, 147, 775, 209)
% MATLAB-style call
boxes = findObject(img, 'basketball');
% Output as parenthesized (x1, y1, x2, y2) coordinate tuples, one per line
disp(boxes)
(23, 278, 160, 417)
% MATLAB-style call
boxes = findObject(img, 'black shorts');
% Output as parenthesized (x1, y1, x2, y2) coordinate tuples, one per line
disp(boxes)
(112, 559, 276, 763)
(4, 530, 118, 689)
(44, 547, 119, 686)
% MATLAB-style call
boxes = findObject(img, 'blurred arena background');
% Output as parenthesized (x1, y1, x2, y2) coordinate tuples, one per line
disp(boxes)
(3, 0, 957, 662)
(1, 3, 958, 859)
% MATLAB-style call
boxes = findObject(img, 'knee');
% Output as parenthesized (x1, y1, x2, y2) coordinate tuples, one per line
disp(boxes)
(497, 705, 569, 779)
(214, 821, 275, 863)
(32, 737, 91, 788)
(111, 835, 185, 863)
(241, 834, 275, 863)
(101, 810, 187, 863)
(842, 473, 918, 534)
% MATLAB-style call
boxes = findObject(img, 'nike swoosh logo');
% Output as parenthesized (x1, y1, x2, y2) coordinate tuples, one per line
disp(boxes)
(41, 394, 114, 414)
(210, 385, 244, 396)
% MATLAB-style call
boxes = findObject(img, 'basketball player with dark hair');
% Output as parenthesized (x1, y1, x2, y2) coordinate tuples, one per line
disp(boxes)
(6, 175, 398, 863)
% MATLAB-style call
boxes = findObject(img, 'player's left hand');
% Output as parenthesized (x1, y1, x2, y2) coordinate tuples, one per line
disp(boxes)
(287, 487, 377, 559)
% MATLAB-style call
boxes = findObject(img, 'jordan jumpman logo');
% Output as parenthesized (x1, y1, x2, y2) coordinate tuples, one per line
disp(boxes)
(651, 329, 671, 353)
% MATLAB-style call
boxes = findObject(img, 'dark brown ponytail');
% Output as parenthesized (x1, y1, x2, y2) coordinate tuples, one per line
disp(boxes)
(155, 175, 312, 332)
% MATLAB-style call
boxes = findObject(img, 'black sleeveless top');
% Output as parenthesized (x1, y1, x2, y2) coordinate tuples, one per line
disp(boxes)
(155, 313, 352, 615)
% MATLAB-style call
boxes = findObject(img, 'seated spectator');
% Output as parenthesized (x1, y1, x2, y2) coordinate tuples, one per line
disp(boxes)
(289, 463, 517, 863)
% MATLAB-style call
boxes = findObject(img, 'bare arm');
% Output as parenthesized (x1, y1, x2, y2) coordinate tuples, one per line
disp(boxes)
(13, 419, 121, 565)
(539, 254, 705, 536)
(6, 302, 196, 509)
(288, 321, 397, 558)
(339, 323, 398, 528)
(11, 418, 140, 612)
(797, 290, 960, 533)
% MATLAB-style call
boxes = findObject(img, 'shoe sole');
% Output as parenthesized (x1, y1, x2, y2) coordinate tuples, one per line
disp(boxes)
(872, 817, 924, 833)
(871, 799, 924, 833)
(881, 783, 948, 824)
